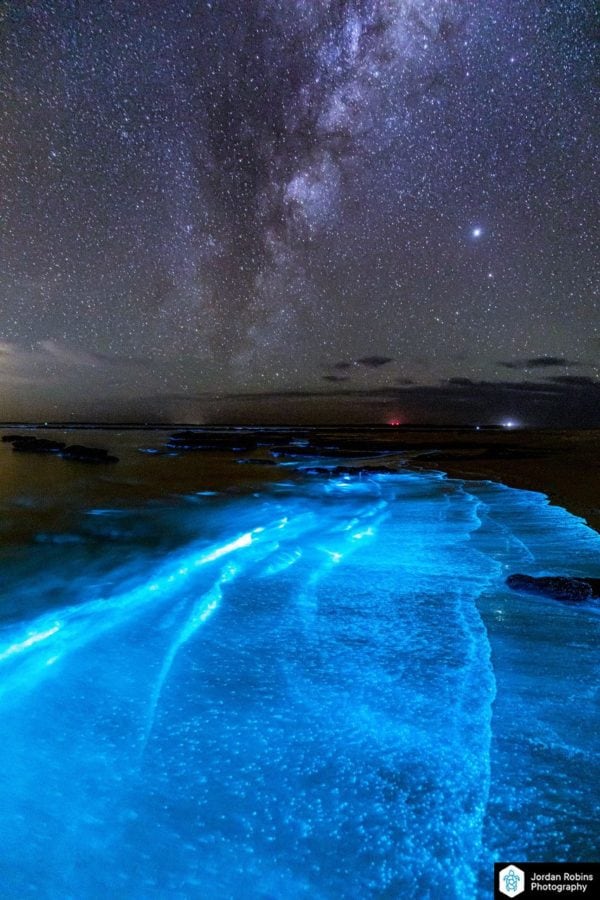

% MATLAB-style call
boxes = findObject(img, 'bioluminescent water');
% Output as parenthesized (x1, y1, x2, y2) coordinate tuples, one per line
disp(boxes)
(0, 432, 598, 898)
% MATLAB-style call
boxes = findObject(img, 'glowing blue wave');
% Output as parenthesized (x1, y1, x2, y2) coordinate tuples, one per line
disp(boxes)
(0, 520, 288, 698)
(0, 469, 598, 897)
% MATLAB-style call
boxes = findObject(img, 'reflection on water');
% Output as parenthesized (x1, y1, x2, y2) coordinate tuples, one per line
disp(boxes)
(0, 430, 598, 898)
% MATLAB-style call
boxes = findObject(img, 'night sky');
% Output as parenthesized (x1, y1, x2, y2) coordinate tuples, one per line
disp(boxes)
(1, 1, 598, 425)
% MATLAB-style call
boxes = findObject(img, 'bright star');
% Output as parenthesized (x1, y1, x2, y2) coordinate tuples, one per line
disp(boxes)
(472, 226, 483, 238)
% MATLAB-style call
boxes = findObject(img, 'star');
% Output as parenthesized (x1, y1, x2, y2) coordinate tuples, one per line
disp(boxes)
(0, 1, 596, 427)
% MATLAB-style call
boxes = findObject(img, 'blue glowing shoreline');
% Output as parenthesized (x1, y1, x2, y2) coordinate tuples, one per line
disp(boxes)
(0, 432, 598, 897)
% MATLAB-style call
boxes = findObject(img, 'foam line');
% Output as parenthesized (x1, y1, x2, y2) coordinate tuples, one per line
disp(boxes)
(141, 562, 240, 751)
(0, 520, 291, 697)
(0, 625, 61, 663)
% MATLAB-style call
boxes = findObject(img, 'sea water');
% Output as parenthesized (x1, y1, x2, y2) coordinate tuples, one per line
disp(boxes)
(0, 430, 598, 898)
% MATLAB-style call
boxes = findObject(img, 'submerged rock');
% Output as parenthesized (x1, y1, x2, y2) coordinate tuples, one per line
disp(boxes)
(61, 445, 119, 463)
(5, 433, 118, 463)
(506, 573, 593, 602)
(11, 437, 65, 453)
(586, 578, 600, 598)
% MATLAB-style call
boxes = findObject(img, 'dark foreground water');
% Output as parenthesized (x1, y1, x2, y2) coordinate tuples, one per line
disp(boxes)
(0, 430, 598, 898)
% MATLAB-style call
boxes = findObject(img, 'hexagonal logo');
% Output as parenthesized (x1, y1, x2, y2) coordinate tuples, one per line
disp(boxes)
(498, 864, 525, 897)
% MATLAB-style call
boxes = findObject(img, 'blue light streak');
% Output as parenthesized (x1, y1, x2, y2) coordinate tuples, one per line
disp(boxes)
(0, 522, 286, 697)
(0, 624, 61, 662)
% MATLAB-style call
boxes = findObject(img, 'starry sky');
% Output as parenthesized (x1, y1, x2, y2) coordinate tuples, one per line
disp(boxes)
(0, 0, 598, 425)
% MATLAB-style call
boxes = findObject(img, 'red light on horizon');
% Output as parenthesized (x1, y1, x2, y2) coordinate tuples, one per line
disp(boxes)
(388, 419, 403, 426)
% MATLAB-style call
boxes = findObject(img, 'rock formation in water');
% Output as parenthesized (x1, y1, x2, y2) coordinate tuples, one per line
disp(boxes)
(11, 437, 65, 453)
(3, 434, 118, 463)
(506, 573, 594, 602)
(61, 445, 119, 463)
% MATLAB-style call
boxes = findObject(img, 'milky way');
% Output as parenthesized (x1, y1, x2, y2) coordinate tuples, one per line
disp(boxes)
(0, 1, 598, 423)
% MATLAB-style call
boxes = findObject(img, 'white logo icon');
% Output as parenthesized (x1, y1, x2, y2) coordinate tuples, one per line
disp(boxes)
(499, 864, 525, 897)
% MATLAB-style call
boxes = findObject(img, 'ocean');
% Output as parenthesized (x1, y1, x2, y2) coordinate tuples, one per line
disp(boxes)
(0, 428, 598, 898)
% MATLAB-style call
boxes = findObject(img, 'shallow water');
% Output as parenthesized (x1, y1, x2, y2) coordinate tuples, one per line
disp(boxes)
(0, 430, 598, 898)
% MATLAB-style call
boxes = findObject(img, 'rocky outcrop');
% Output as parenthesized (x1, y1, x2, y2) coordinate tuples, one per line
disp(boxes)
(10, 437, 65, 453)
(506, 573, 593, 602)
(585, 578, 600, 598)
(3, 434, 118, 463)
(61, 445, 119, 463)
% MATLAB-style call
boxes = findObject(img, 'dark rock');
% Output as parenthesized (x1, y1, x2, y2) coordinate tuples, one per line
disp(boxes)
(169, 430, 204, 443)
(2, 434, 36, 443)
(585, 578, 600, 599)
(506, 573, 592, 603)
(61, 445, 118, 463)
(12, 437, 65, 453)
(7, 434, 118, 462)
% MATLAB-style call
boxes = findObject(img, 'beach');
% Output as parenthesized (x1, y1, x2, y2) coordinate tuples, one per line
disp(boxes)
(0, 426, 598, 896)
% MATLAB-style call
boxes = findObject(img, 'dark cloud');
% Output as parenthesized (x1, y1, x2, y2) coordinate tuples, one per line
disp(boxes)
(499, 381, 562, 394)
(446, 378, 566, 394)
(329, 356, 394, 373)
(156, 377, 598, 404)
(322, 374, 350, 382)
(326, 355, 394, 375)
(528, 357, 579, 368)
(499, 357, 582, 370)
(356, 356, 394, 369)
(65, 374, 596, 427)
(547, 375, 597, 386)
